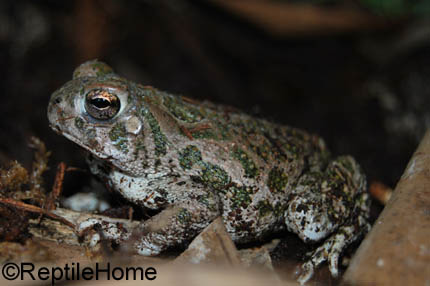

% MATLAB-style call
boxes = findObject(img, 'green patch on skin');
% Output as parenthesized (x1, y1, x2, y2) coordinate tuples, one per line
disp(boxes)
(325, 167, 344, 191)
(298, 172, 324, 194)
(164, 95, 204, 123)
(142, 90, 162, 105)
(198, 194, 218, 212)
(134, 136, 148, 160)
(232, 147, 259, 178)
(324, 159, 358, 207)
(179, 146, 231, 191)
(282, 142, 301, 159)
(336, 156, 356, 174)
(254, 144, 272, 162)
(73, 61, 113, 79)
(273, 202, 284, 217)
(178, 125, 219, 140)
(109, 123, 129, 153)
(142, 110, 168, 156)
(177, 208, 192, 224)
(135, 136, 147, 152)
(191, 129, 217, 140)
(200, 162, 230, 191)
(198, 196, 210, 207)
(74, 117, 85, 130)
(257, 200, 273, 217)
(227, 185, 254, 209)
(179, 145, 202, 170)
(219, 124, 232, 140)
(239, 119, 257, 134)
(89, 61, 114, 77)
(258, 201, 284, 218)
(267, 167, 288, 192)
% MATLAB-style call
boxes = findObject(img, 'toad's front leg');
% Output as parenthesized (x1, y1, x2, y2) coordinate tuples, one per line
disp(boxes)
(77, 187, 221, 256)
(134, 196, 220, 256)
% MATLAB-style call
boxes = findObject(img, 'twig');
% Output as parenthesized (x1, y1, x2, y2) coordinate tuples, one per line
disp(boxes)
(0, 198, 76, 230)
(45, 162, 67, 211)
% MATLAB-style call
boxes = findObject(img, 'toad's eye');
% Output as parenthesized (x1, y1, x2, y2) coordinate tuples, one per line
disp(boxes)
(85, 89, 120, 120)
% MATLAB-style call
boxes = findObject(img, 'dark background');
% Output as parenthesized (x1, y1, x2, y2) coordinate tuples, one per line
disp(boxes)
(1, 0, 429, 198)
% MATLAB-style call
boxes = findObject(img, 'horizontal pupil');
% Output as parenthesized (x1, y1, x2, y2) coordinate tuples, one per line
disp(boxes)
(91, 97, 110, 109)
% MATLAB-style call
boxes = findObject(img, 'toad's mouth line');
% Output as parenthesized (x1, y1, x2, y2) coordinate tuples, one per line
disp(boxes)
(61, 131, 110, 160)
(61, 131, 142, 178)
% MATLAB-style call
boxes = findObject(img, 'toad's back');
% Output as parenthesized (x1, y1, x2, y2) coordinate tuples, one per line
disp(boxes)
(139, 90, 331, 240)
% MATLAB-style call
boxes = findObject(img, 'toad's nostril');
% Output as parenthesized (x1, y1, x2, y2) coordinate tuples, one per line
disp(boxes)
(54, 97, 62, 104)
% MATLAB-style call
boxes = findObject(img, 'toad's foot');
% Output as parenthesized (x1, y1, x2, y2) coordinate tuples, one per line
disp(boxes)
(77, 217, 134, 247)
(76, 217, 163, 255)
(297, 221, 371, 285)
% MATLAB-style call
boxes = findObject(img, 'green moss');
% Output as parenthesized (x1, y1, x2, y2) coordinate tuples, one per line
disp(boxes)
(164, 95, 204, 123)
(74, 117, 85, 130)
(231, 147, 259, 178)
(109, 123, 129, 153)
(267, 167, 288, 193)
(143, 110, 168, 156)
(227, 185, 254, 209)
(179, 145, 202, 169)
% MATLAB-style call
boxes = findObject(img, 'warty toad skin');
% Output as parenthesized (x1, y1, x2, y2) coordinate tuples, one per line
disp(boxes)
(47, 60, 371, 284)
